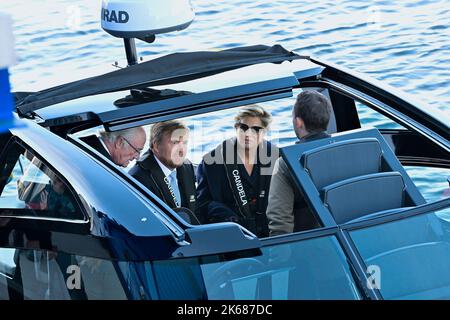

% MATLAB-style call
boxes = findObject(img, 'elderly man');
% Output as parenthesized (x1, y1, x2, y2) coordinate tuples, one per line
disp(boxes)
(82, 127, 146, 168)
(129, 120, 197, 214)
(267, 90, 332, 236)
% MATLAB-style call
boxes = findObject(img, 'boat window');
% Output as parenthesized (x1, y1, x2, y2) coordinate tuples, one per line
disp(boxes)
(202, 235, 362, 299)
(182, 88, 304, 164)
(355, 101, 406, 130)
(149, 235, 362, 299)
(70, 233, 362, 300)
(349, 205, 450, 299)
(404, 166, 450, 203)
(73, 87, 334, 165)
(0, 247, 131, 300)
(73, 92, 323, 236)
(0, 142, 85, 221)
(0, 248, 17, 300)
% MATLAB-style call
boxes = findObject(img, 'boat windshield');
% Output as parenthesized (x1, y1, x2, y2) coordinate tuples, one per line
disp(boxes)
(128, 234, 363, 300)
(67, 199, 448, 300)
(4, 200, 446, 300)
(125, 199, 450, 300)
(348, 199, 450, 299)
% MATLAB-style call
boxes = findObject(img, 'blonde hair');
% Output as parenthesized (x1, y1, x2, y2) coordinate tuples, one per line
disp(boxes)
(234, 105, 272, 129)
(150, 120, 189, 148)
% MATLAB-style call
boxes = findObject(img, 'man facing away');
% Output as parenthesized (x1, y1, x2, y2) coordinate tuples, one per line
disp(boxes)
(129, 120, 197, 214)
(266, 90, 332, 236)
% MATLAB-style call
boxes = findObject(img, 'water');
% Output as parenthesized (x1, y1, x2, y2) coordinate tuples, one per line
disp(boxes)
(2, 0, 450, 204)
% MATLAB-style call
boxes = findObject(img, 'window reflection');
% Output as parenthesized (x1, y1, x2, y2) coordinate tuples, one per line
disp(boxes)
(200, 236, 361, 300)
(0, 247, 129, 300)
(350, 207, 450, 299)
(0, 145, 84, 221)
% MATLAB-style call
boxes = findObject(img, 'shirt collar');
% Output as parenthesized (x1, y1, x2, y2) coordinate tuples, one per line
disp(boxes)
(98, 136, 112, 157)
(153, 154, 175, 178)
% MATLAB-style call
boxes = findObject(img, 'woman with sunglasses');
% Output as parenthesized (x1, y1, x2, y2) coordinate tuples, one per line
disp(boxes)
(195, 105, 279, 237)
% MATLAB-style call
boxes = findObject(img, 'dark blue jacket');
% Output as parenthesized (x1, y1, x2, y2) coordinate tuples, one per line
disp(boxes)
(195, 139, 279, 237)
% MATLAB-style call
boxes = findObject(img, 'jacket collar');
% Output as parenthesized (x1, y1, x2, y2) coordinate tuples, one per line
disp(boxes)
(298, 131, 330, 143)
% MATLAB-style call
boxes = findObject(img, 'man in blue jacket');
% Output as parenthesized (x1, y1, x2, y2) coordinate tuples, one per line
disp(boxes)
(196, 105, 279, 237)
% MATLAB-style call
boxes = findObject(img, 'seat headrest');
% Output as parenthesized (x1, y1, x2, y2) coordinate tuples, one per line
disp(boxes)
(322, 172, 405, 224)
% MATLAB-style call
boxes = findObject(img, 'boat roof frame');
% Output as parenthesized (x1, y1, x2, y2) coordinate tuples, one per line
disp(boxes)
(15, 45, 322, 127)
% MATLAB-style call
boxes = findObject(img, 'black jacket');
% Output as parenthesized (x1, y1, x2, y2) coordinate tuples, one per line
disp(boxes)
(80, 135, 112, 161)
(195, 138, 279, 237)
(129, 150, 197, 213)
(293, 131, 331, 231)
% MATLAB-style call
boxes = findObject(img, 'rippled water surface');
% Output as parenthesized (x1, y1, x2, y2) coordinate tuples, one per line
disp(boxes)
(2, 0, 450, 202)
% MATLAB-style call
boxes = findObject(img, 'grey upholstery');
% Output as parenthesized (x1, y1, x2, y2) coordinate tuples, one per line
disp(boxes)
(322, 172, 405, 224)
(302, 138, 382, 189)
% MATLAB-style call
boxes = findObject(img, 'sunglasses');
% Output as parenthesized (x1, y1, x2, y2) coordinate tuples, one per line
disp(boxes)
(237, 123, 265, 133)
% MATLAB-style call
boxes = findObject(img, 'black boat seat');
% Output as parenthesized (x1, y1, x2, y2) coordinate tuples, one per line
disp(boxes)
(281, 128, 426, 227)
(302, 138, 382, 189)
(322, 172, 405, 224)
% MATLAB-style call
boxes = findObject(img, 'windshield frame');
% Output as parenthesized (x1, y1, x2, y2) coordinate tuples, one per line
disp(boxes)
(341, 197, 449, 231)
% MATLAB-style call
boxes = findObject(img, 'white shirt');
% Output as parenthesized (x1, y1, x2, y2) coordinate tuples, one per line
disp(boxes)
(153, 154, 176, 179)
(99, 136, 112, 157)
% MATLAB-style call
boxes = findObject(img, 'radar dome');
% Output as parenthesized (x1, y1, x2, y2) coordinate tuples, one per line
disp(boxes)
(101, 0, 195, 39)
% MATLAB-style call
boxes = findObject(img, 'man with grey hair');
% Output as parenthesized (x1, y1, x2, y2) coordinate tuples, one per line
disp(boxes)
(267, 90, 332, 236)
(129, 120, 198, 219)
(82, 127, 146, 168)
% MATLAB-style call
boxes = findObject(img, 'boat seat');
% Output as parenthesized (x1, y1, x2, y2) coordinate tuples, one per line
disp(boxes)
(322, 172, 405, 224)
(281, 128, 426, 226)
(302, 138, 382, 189)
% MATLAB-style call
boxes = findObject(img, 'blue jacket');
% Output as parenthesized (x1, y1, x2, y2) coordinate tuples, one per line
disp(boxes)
(195, 138, 279, 237)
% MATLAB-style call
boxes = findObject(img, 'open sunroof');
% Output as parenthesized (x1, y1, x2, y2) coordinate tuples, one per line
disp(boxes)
(15, 45, 305, 116)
